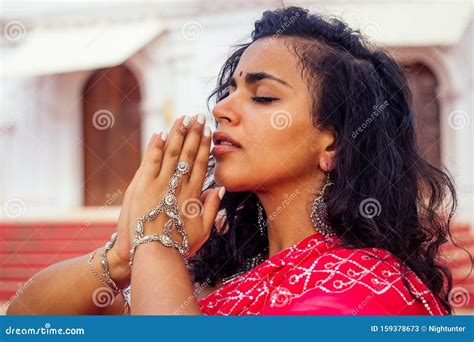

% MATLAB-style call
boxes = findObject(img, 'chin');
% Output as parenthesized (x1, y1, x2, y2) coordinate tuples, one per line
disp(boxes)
(214, 164, 251, 192)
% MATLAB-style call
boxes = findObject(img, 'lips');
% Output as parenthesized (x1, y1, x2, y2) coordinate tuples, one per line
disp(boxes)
(212, 132, 242, 148)
(211, 131, 241, 157)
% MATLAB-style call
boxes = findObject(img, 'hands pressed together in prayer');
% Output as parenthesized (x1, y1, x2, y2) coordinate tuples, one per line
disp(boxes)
(107, 114, 225, 314)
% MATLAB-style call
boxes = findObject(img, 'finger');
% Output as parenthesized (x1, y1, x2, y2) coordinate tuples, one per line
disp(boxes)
(202, 187, 226, 231)
(188, 124, 212, 194)
(158, 115, 193, 179)
(140, 132, 160, 168)
(116, 173, 136, 231)
(177, 114, 206, 184)
(141, 132, 166, 179)
(200, 189, 213, 203)
(117, 157, 144, 231)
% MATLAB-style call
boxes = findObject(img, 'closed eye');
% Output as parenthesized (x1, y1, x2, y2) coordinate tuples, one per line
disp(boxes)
(252, 96, 279, 104)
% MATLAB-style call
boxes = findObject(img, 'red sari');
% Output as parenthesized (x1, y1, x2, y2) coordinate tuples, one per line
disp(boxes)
(198, 232, 447, 315)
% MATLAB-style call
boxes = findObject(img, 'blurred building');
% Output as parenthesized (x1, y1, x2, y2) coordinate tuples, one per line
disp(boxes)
(0, 0, 472, 312)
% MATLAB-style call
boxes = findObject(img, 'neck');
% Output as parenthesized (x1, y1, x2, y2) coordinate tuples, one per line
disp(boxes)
(256, 174, 325, 258)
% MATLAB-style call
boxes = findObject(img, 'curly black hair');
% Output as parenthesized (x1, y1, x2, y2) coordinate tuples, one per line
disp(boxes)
(188, 6, 458, 314)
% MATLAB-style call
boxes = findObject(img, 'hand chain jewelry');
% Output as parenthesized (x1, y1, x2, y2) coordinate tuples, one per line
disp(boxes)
(88, 232, 130, 315)
(129, 161, 191, 267)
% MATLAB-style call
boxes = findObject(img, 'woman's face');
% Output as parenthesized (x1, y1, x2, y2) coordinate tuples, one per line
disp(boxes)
(211, 37, 331, 192)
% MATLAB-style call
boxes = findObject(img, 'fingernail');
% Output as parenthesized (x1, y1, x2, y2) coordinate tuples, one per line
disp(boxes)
(183, 115, 192, 127)
(161, 131, 168, 141)
(197, 113, 206, 125)
(204, 125, 211, 137)
(218, 187, 226, 199)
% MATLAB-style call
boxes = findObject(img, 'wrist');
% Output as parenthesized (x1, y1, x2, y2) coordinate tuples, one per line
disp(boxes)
(107, 247, 131, 289)
(133, 239, 185, 267)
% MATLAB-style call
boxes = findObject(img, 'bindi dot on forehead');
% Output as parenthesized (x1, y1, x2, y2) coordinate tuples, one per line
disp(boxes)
(239, 70, 243, 77)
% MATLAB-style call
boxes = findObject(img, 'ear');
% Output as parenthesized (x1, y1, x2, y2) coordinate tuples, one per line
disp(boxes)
(317, 129, 336, 172)
(319, 150, 335, 172)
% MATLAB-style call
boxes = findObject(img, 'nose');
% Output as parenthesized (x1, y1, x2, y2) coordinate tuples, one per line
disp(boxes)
(212, 94, 241, 127)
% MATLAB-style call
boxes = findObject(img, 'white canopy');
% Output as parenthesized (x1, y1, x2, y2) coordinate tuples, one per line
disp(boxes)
(1, 20, 164, 77)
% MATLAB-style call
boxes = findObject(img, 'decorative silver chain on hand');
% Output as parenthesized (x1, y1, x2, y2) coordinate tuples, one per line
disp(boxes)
(129, 161, 191, 266)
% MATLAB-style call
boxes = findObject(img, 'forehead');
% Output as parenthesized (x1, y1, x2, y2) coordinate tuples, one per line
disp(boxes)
(235, 37, 304, 86)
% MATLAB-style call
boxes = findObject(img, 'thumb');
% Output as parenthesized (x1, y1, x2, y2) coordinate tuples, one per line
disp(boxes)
(202, 187, 225, 230)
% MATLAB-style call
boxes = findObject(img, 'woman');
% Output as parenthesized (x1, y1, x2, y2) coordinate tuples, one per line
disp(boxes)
(7, 7, 456, 316)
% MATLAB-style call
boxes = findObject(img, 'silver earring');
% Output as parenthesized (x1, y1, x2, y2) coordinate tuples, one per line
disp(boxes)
(256, 201, 267, 236)
(311, 172, 335, 238)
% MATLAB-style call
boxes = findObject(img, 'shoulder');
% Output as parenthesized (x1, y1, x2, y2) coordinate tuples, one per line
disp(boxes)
(261, 246, 447, 315)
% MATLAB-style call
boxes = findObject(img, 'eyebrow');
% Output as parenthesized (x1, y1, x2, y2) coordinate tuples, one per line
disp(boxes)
(231, 72, 294, 89)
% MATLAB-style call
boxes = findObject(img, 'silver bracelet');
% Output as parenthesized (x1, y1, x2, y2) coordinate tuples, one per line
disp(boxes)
(129, 161, 191, 266)
(88, 232, 130, 315)
(99, 232, 120, 292)
(87, 249, 109, 288)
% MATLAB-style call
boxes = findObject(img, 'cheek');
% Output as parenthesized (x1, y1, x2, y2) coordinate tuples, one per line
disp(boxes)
(245, 125, 314, 182)
(213, 110, 316, 190)
(254, 121, 318, 175)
